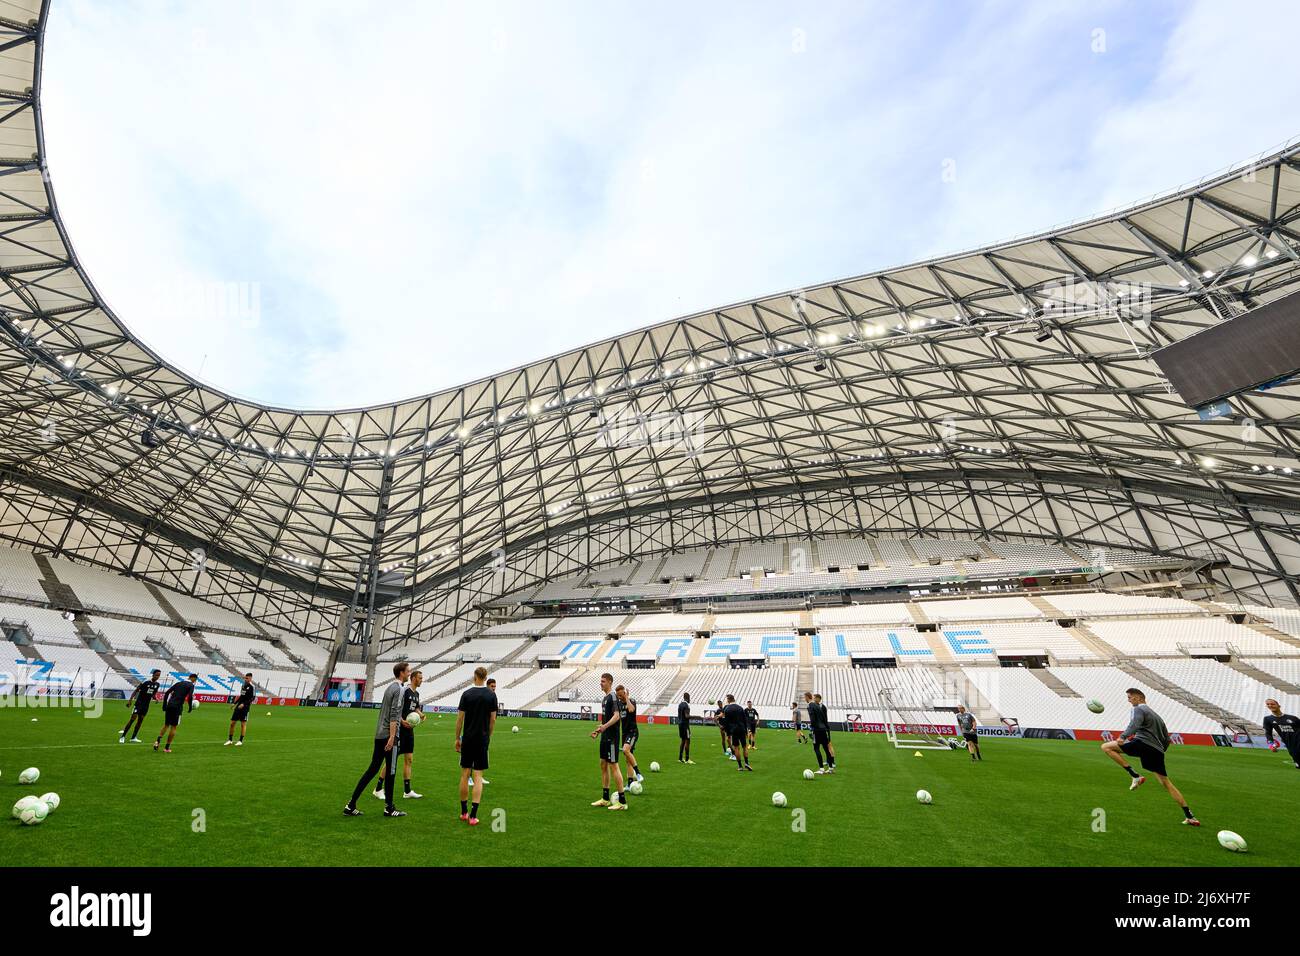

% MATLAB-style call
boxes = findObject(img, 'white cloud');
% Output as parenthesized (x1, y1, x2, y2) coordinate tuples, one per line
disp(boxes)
(39, 0, 1296, 409)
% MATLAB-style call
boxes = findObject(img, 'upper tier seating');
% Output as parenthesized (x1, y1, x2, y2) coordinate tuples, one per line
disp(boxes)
(1086, 619, 1295, 657)
(43, 557, 166, 619)
(0, 546, 49, 603)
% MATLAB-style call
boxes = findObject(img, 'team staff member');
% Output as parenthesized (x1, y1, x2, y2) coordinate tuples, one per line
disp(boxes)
(225, 673, 256, 747)
(455, 666, 497, 825)
(343, 662, 408, 818)
(791, 699, 806, 744)
(678, 693, 694, 764)
(120, 669, 161, 744)
(590, 673, 628, 810)
(153, 673, 198, 753)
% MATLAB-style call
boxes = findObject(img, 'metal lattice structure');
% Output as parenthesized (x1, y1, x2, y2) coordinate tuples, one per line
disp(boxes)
(1, 0, 1299, 649)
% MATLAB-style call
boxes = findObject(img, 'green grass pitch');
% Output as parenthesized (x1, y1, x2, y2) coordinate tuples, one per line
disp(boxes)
(2, 703, 1295, 866)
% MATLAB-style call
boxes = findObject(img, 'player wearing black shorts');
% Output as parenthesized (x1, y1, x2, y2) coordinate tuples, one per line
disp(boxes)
(956, 705, 981, 761)
(1101, 688, 1199, 826)
(455, 666, 497, 826)
(715, 693, 731, 758)
(722, 695, 753, 772)
(678, 693, 694, 764)
(343, 662, 407, 818)
(121, 669, 161, 744)
(225, 673, 256, 747)
(153, 673, 197, 753)
(617, 686, 644, 784)
(806, 691, 836, 774)
(376, 669, 425, 799)
(744, 700, 759, 749)
(1264, 698, 1300, 769)
(589, 672, 627, 810)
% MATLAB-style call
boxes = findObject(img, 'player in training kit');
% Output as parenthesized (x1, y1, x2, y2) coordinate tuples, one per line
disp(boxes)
(714, 694, 732, 758)
(225, 673, 256, 746)
(722, 695, 753, 771)
(956, 705, 981, 761)
(589, 672, 627, 810)
(617, 686, 644, 783)
(791, 699, 806, 744)
(678, 693, 694, 764)
(1263, 698, 1300, 769)
(121, 669, 161, 743)
(1101, 688, 1199, 826)
(375, 669, 425, 799)
(153, 673, 197, 753)
(744, 700, 759, 749)
(455, 666, 497, 825)
(343, 662, 408, 818)
(805, 692, 836, 773)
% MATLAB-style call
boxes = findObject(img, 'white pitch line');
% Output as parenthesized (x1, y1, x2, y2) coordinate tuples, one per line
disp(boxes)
(0, 734, 370, 752)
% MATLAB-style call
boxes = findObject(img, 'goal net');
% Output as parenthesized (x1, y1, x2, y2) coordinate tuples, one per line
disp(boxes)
(878, 687, 952, 750)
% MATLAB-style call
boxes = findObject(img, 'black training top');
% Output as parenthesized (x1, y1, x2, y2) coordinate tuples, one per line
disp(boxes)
(457, 685, 497, 741)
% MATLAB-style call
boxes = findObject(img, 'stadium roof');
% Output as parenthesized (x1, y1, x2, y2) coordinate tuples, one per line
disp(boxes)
(2, 0, 1300, 639)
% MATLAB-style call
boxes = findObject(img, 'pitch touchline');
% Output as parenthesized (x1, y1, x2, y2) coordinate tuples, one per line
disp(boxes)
(0, 734, 363, 751)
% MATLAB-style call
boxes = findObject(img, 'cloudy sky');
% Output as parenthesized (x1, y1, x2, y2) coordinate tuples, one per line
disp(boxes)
(40, 0, 1298, 410)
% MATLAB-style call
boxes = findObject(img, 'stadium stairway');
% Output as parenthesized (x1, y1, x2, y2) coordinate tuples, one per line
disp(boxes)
(1068, 624, 1123, 660)
(900, 539, 922, 564)
(978, 541, 1001, 560)
(937, 664, 1000, 724)
(1224, 659, 1300, 696)
(31, 554, 81, 609)
(641, 554, 668, 584)
(5, 630, 44, 661)
(907, 602, 931, 624)
(71, 615, 132, 679)
(145, 638, 187, 674)
(1242, 619, 1300, 653)
(652, 668, 694, 712)
(1027, 593, 1065, 617)
(143, 582, 189, 628)
(724, 546, 740, 578)
(1030, 668, 1082, 698)
(922, 630, 955, 663)
(796, 663, 815, 697)
(1118, 659, 1264, 736)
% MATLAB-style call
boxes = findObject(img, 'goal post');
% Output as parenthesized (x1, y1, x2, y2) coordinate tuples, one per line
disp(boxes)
(879, 687, 952, 750)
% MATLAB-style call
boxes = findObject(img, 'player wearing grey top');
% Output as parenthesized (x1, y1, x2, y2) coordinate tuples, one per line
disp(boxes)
(344, 662, 410, 818)
(956, 705, 981, 761)
(1100, 688, 1199, 826)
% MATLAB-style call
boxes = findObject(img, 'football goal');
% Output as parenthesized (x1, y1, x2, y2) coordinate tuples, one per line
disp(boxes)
(879, 687, 952, 750)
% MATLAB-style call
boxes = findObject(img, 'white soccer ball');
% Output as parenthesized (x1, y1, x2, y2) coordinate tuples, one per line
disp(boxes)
(40, 793, 59, 812)
(1086, 699, 1105, 714)
(649, 761, 660, 773)
(192, 701, 199, 708)
(772, 791, 787, 808)
(628, 780, 643, 795)
(511, 726, 519, 733)
(18, 767, 39, 785)
(803, 769, 815, 780)
(405, 710, 424, 727)
(1217, 830, 1248, 853)
(916, 789, 933, 805)
(19, 799, 47, 825)
(12, 795, 40, 819)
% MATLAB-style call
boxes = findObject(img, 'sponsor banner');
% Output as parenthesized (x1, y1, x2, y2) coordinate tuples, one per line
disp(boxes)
(302, 698, 379, 709)
(254, 696, 300, 707)
(844, 721, 958, 736)
(977, 724, 1023, 738)
(193, 693, 231, 704)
